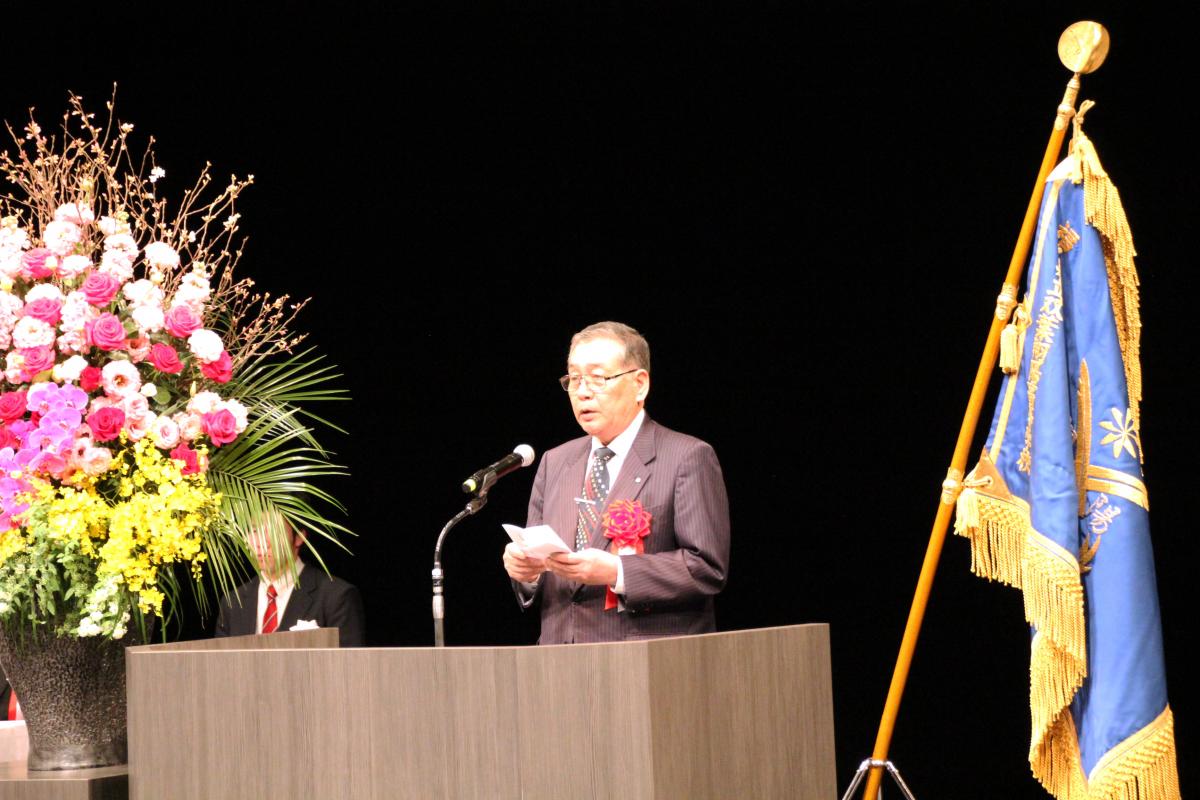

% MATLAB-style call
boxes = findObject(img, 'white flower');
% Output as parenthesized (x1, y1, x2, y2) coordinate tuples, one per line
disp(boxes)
(11, 316, 54, 348)
(53, 355, 90, 382)
(98, 250, 134, 282)
(187, 390, 222, 415)
(172, 271, 211, 311)
(131, 304, 165, 333)
(3, 352, 24, 384)
(123, 279, 164, 308)
(149, 167, 166, 183)
(143, 241, 180, 269)
(57, 254, 92, 279)
(141, 382, 158, 398)
(188, 329, 225, 362)
(102, 360, 142, 398)
(42, 219, 82, 257)
(24, 282, 65, 303)
(53, 202, 95, 226)
(98, 216, 129, 236)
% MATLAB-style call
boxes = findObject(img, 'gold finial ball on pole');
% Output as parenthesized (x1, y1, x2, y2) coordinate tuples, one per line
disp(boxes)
(1059, 21, 1109, 74)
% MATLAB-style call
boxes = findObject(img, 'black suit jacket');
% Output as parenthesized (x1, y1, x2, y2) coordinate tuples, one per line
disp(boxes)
(214, 565, 365, 647)
(521, 416, 730, 643)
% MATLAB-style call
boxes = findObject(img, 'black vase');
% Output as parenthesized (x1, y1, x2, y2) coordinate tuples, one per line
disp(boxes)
(0, 624, 133, 770)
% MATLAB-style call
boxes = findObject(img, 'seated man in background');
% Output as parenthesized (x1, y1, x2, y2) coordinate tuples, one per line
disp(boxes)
(215, 517, 365, 647)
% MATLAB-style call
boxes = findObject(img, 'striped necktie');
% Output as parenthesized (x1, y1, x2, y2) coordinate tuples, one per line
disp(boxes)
(262, 584, 279, 634)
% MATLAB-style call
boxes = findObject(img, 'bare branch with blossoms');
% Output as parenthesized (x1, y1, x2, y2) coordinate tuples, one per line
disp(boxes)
(0, 89, 308, 367)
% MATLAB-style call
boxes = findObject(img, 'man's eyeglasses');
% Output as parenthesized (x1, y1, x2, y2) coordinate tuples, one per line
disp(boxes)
(559, 369, 638, 392)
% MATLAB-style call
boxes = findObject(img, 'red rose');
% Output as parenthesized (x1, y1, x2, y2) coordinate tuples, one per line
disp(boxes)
(79, 366, 103, 392)
(148, 343, 184, 374)
(0, 391, 27, 422)
(87, 406, 126, 442)
(0, 424, 19, 450)
(200, 350, 232, 383)
(169, 443, 203, 475)
(86, 313, 128, 351)
(20, 346, 55, 379)
(80, 272, 122, 306)
(202, 409, 238, 446)
(164, 305, 202, 339)
(23, 298, 63, 326)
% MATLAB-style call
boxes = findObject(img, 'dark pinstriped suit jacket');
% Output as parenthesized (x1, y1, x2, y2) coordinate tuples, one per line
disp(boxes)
(523, 416, 730, 644)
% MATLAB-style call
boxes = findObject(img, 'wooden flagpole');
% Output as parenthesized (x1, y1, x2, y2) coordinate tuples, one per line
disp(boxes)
(857, 22, 1109, 800)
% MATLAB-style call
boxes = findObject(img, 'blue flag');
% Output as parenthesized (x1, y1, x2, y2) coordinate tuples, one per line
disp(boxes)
(955, 125, 1180, 800)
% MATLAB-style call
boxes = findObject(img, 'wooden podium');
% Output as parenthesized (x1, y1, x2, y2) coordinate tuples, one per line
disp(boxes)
(127, 624, 835, 799)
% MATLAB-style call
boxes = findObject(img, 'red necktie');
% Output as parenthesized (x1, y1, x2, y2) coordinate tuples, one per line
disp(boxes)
(262, 584, 279, 634)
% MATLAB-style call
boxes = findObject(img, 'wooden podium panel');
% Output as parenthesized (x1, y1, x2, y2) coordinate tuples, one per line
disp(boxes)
(128, 625, 835, 800)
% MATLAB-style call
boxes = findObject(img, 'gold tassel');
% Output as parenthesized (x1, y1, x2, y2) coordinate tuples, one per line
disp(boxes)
(955, 485, 979, 533)
(1000, 323, 1020, 374)
(953, 453, 1026, 587)
(999, 304, 1030, 376)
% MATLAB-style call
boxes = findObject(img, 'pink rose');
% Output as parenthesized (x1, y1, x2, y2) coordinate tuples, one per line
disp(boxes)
(201, 409, 238, 446)
(152, 417, 180, 449)
(127, 336, 151, 363)
(200, 350, 232, 383)
(148, 343, 184, 374)
(80, 447, 113, 476)
(169, 443, 203, 475)
(86, 313, 127, 351)
(23, 298, 63, 326)
(79, 366, 103, 392)
(21, 248, 55, 279)
(163, 305, 202, 339)
(81, 273, 122, 306)
(20, 346, 55, 379)
(0, 391, 27, 422)
(87, 406, 126, 442)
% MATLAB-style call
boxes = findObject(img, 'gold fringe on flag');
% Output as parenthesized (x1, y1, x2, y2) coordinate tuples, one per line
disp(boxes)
(1068, 104, 1143, 434)
(1086, 706, 1181, 800)
(955, 451, 1027, 588)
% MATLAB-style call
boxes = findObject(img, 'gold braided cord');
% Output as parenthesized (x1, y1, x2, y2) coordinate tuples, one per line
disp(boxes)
(1076, 360, 1092, 517)
(1068, 124, 1142, 433)
(1086, 706, 1181, 800)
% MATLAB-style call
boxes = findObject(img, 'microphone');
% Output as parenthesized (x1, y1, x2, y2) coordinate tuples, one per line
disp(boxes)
(461, 444, 536, 494)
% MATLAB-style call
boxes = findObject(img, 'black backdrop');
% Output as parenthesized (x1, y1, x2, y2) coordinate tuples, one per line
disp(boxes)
(8, 4, 1195, 798)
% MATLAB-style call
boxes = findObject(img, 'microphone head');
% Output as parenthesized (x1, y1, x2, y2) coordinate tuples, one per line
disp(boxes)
(513, 444, 536, 467)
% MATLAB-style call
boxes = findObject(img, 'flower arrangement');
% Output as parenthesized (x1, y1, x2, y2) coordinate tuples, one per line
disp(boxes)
(0, 93, 347, 641)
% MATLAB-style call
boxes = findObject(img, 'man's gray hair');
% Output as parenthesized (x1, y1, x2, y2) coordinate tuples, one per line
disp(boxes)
(570, 321, 651, 373)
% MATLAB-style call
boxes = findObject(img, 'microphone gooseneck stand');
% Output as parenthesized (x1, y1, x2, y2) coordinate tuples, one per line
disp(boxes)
(432, 472, 498, 647)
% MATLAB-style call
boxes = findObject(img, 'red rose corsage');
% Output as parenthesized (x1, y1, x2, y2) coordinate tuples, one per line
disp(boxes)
(602, 499, 652, 610)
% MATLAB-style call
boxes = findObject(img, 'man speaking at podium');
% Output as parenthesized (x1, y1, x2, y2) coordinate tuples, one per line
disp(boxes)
(503, 321, 730, 644)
